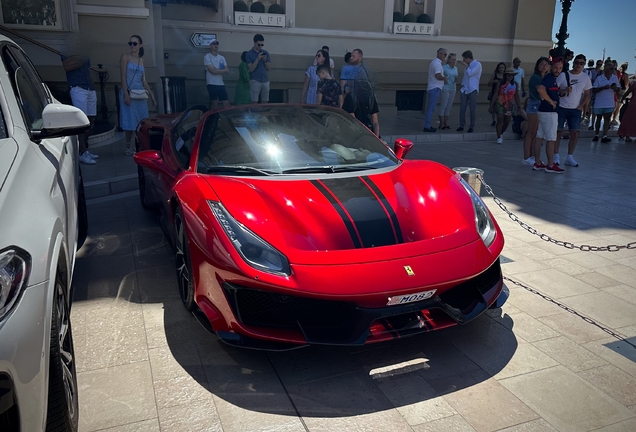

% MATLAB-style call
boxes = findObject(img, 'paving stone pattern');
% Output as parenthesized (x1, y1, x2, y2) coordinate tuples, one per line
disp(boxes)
(73, 132, 636, 431)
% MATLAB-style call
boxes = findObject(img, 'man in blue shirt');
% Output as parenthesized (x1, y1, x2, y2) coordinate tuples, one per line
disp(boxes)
(245, 34, 271, 103)
(535, 57, 564, 173)
(62, 55, 99, 165)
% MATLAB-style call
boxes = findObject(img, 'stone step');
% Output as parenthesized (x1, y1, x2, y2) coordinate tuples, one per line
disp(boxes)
(84, 173, 137, 200)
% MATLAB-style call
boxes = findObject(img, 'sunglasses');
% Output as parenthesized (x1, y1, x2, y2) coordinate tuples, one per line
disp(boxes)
(128, 41, 139, 46)
(257, 43, 264, 47)
(573, 61, 585, 65)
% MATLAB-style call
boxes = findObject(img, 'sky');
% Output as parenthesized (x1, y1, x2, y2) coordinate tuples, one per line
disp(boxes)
(552, 0, 635, 73)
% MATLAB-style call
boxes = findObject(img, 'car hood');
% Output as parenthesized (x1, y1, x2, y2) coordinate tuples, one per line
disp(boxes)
(203, 160, 484, 265)
(0, 138, 17, 193)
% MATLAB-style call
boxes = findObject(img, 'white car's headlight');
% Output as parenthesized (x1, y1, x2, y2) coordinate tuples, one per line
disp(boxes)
(458, 178, 496, 247)
(208, 201, 291, 276)
(0, 247, 31, 320)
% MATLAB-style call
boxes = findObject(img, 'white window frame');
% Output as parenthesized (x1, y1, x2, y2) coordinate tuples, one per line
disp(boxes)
(384, 0, 443, 35)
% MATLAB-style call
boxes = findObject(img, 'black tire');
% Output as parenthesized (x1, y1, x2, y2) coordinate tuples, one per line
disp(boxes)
(77, 169, 88, 250)
(45, 272, 79, 432)
(137, 166, 156, 211)
(174, 208, 196, 311)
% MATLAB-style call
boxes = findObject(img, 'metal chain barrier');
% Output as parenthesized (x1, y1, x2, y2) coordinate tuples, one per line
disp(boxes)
(503, 275, 636, 349)
(478, 175, 636, 252)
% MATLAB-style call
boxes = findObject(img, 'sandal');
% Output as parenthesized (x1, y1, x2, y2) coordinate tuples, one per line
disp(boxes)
(125, 146, 135, 156)
(627, 137, 633, 142)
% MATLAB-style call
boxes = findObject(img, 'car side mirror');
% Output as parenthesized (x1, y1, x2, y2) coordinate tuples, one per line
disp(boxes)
(134, 150, 163, 168)
(32, 104, 90, 140)
(393, 138, 414, 160)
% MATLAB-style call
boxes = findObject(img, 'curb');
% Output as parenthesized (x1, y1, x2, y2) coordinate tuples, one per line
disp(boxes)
(87, 124, 118, 146)
(84, 173, 137, 200)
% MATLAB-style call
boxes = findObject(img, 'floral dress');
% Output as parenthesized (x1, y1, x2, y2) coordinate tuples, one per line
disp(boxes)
(317, 79, 342, 107)
(119, 60, 149, 131)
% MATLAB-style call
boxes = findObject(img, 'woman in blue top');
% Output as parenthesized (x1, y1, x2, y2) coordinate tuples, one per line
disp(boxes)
(438, 53, 458, 130)
(120, 35, 156, 155)
(301, 50, 329, 104)
(523, 57, 550, 167)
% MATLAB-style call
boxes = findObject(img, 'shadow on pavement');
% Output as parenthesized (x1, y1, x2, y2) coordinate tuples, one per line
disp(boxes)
(71, 194, 519, 419)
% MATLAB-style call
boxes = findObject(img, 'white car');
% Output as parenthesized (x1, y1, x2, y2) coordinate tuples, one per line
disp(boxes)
(0, 35, 89, 431)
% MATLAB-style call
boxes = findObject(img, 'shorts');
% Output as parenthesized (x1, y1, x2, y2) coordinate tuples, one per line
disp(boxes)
(593, 107, 614, 115)
(69, 87, 97, 117)
(249, 80, 270, 102)
(536, 111, 558, 141)
(207, 84, 228, 101)
(526, 99, 540, 115)
(557, 107, 582, 131)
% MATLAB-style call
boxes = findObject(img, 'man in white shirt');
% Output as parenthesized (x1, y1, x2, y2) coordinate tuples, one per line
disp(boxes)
(512, 57, 526, 97)
(457, 50, 482, 132)
(554, 54, 592, 167)
(423, 48, 448, 132)
(204, 38, 229, 109)
(592, 61, 620, 143)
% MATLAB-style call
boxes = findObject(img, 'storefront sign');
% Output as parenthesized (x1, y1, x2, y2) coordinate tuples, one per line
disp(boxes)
(0, 0, 61, 29)
(234, 12, 285, 28)
(191, 33, 218, 48)
(393, 22, 434, 35)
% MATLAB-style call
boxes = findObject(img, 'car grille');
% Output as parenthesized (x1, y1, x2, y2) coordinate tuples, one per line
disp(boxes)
(439, 259, 501, 312)
(228, 287, 356, 329)
(223, 259, 502, 344)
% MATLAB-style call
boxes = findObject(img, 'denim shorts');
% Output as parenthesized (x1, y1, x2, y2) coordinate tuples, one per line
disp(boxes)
(526, 99, 541, 114)
(557, 106, 582, 131)
(593, 107, 614, 115)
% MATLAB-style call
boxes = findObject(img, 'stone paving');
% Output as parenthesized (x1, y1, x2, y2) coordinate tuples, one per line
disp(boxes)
(72, 126, 636, 431)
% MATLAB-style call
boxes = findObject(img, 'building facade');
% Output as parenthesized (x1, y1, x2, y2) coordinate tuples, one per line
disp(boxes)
(1, 0, 556, 118)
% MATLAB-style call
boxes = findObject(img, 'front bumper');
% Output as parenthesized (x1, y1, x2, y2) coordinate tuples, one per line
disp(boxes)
(216, 259, 506, 349)
(0, 281, 50, 432)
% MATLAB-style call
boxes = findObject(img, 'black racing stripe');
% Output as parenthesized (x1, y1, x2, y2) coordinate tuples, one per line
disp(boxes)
(321, 177, 396, 248)
(310, 180, 362, 248)
(362, 176, 404, 244)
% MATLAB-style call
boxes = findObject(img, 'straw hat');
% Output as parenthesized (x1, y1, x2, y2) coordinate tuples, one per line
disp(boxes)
(504, 68, 518, 75)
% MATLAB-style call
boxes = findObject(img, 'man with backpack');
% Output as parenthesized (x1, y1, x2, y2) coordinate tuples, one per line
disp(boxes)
(341, 49, 380, 137)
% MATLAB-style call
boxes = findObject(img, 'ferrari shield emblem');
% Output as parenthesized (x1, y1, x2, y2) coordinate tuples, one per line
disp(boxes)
(404, 265, 415, 276)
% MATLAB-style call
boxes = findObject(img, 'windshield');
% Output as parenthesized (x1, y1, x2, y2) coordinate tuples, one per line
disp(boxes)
(196, 106, 397, 175)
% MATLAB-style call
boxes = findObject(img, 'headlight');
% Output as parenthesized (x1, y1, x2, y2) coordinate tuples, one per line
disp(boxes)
(208, 201, 291, 276)
(458, 178, 496, 247)
(0, 247, 31, 320)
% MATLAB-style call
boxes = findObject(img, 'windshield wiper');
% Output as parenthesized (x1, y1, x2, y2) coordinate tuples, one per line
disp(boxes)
(205, 166, 274, 176)
(282, 165, 376, 174)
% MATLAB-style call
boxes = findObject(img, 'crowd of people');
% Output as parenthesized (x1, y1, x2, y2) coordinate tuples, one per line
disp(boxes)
(63, 33, 634, 168)
(423, 47, 635, 173)
(202, 34, 380, 136)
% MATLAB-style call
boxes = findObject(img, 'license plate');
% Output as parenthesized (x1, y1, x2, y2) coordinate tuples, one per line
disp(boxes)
(387, 289, 437, 306)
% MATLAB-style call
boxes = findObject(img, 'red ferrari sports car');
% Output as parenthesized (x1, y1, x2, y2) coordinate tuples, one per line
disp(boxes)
(134, 104, 507, 349)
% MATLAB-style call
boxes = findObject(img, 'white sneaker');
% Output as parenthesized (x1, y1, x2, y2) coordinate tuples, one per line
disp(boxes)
(85, 151, 99, 159)
(553, 153, 560, 165)
(522, 156, 535, 166)
(496, 137, 503, 144)
(79, 152, 96, 165)
(565, 155, 579, 167)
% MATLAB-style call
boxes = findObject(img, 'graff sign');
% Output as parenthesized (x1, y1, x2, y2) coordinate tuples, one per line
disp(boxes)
(234, 12, 285, 28)
(1, 0, 59, 27)
(393, 23, 434, 35)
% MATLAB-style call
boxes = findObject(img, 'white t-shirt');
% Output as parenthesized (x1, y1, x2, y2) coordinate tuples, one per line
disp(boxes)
(427, 57, 445, 91)
(556, 71, 592, 109)
(204, 53, 227, 86)
(593, 74, 619, 109)
(513, 67, 525, 87)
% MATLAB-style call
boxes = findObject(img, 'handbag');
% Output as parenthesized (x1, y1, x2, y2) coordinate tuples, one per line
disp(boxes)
(128, 89, 148, 100)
